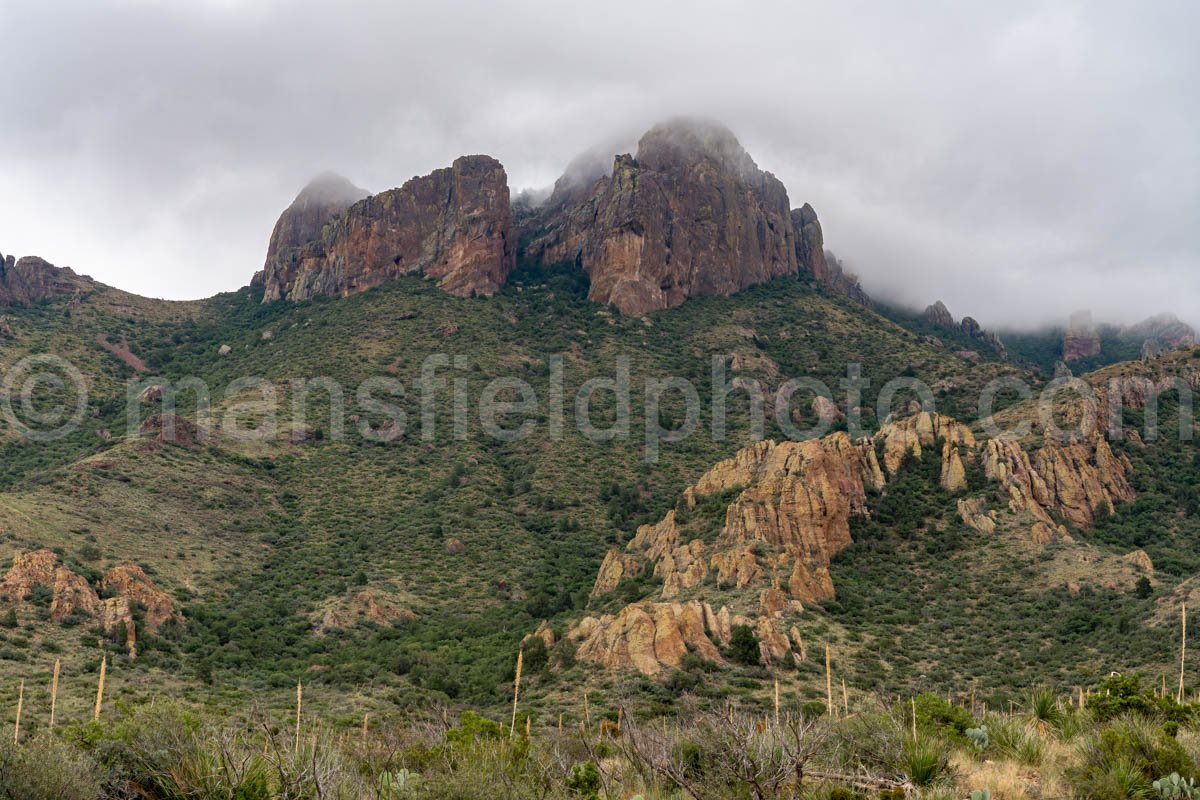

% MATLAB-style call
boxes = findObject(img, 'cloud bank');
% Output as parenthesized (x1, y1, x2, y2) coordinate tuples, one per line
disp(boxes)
(1, 0, 1196, 328)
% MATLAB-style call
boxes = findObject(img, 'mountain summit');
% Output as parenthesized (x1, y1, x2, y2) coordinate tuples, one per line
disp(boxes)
(258, 120, 863, 314)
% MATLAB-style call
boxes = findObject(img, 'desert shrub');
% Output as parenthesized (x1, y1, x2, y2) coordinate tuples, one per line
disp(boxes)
(1067, 715, 1195, 799)
(1088, 674, 1194, 723)
(728, 624, 761, 666)
(913, 693, 976, 742)
(0, 736, 101, 800)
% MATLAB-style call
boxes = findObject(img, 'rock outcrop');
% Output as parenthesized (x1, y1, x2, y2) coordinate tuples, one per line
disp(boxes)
(259, 173, 369, 293)
(312, 588, 417, 636)
(792, 212, 872, 306)
(0, 254, 88, 306)
(924, 301, 956, 329)
(568, 406, 1137, 675)
(981, 435, 1134, 528)
(525, 120, 805, 316)
(262, 156, 515, 302)
(1063, 310, 1102, 362)
(0, 550, 179, 656)
(921, 300, 1007, 358)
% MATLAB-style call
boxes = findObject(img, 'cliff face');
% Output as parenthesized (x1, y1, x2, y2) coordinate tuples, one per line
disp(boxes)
(262, 156, 515, 302)
(259, 173, 369, 297)
(569, 410, 1136, 675)
(0, 254, 87, 306)
(525, 121, 802, 316)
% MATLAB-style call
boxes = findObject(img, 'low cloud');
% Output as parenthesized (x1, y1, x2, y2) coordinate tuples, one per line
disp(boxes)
(0, 0, 1196, 328)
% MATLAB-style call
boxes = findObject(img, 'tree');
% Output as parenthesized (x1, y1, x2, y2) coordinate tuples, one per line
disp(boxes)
(1135, 576, 1153, 599)
(728, 624, 761, 666)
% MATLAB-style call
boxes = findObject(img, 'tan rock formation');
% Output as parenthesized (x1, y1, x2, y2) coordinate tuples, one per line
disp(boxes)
(568, 406, 1139, 675)
(957, 497, 996, 534)
(590, 550, 643, 598)
(0, 551, 178, 657)
(313, 589, 417, 636)
(572, 601, 725, 675)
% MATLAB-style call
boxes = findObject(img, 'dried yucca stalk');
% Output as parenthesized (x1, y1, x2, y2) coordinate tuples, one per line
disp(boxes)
(14, 679, 24, 743)
(510, 648, 523, 737)
(93, 655, 106, 722)
(825, 645, 834, 719)
(295, 680, 303, 752)
(50, 658, 60, 729)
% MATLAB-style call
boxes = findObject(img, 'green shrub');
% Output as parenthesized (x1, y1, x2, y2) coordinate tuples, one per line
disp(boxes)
(728, 624, 761, 666)
(0, 736, 101, 800)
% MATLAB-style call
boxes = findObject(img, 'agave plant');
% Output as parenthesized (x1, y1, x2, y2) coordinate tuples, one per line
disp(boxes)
(970, 790, 992, 800)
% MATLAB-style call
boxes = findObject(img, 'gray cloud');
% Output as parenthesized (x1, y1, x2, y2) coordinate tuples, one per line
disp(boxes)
(1, 0, 1196, 328)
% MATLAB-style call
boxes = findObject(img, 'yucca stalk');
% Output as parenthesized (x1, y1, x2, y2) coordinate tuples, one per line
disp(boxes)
(510, 648, 523, 737)
(362, 712, 369, 744)
(14, 679, 24, 743)
(774, 679, 780, 724)
(1180, 602, 1188, 703)
(93, 655, 106, 722)
(825, 645, 834, 719)
(295, 680, 303, 752)
(49, 658, 60, 729)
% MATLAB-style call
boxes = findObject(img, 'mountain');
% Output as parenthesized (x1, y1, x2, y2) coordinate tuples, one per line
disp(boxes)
(0, 251, 94, 306)
(1, 120, 1198, 723)
(1003, 311, 1198, 373)
(260, 156, 514, 302)
(261, 119, 868, 317)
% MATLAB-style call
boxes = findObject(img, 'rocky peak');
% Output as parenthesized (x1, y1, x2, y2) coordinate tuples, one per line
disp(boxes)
(524, 120, 801, 316)
(924, 300, 955, 328)
(0, 254, 87, 307)
(261, 173, 369, 287)
(635, 118, 761, 180)
(920, 300, 1006, 359)
(789, 209, 873, 307)
(261, 156, 514, 302)
(1124, 313, 1196, 354)
(1063, 310, 1101, 362)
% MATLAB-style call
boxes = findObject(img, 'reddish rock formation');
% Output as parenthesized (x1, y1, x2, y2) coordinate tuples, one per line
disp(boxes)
(101, 563, 180, 631)
(262, 157, 514, 302)
(1063, 310, 1102, 362)
(260, 173, 369, 297)
(0, 255, 88, 306)
(526, 120, 802, 316)
(0, 550, 179, 656)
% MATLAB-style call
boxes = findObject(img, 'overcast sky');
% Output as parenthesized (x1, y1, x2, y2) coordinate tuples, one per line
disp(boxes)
(1, 1, 1196, 329)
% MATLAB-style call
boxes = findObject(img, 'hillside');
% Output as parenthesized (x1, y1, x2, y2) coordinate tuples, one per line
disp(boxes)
(0, 119, 1196, 731)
